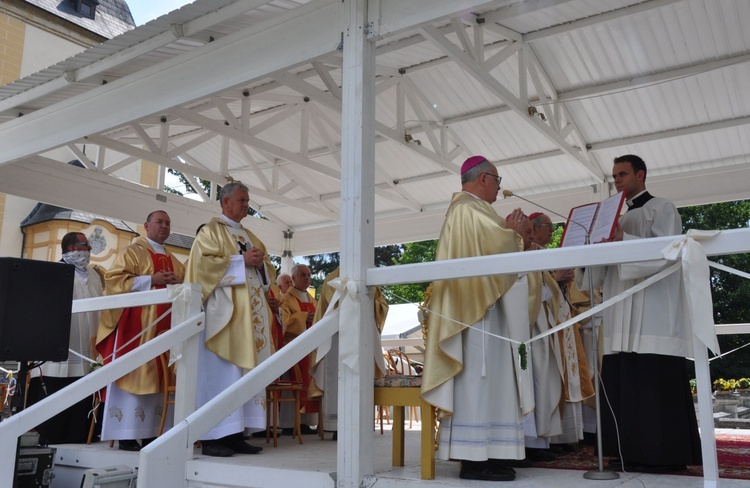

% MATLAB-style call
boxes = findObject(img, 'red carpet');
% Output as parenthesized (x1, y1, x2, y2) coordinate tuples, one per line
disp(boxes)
(532, 434, 750, 480)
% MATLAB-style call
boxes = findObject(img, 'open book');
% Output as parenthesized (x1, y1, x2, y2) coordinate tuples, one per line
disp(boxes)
(560, 192, 626, 247)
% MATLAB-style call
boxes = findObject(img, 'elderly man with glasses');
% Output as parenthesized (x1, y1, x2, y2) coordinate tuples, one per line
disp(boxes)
(421, 155, 530, 482)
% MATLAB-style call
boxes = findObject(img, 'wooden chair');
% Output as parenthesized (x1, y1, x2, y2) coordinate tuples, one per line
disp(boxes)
(86, 337, 106, 445)
(386, 349, 420, 428)
(374, 374, 436, 480)
(305, 395, 325, 440)
(375, 352, 395, 433)
(157, 350, 176, 436)
(265, 364, 304, 447)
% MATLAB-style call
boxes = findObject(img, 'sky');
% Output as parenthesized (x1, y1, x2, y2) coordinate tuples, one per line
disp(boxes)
(126, 0, 195, 26)
(122, 0, 199, 194)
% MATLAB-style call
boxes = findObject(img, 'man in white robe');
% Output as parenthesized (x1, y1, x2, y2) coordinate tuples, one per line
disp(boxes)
(577, 154, 701, 471)
(421, 156, 527, 482)
(187, 182, 274, 457)
(27, 232, 103, 444)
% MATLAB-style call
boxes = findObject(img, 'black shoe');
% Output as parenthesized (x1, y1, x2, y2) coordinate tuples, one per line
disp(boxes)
(141, 437, 156, 448)
(281, 428, 295, 436)
(201, 440, 234, 457)
(332, 431, 337, 441)
(460, 461, 515, 481)
(250, 430, 267, 438)
(118, 439, 141, 451)
(222, 433, 262, 454)
(491, 457, 531, 469)
(299, 424, 317, 435)
(525, 448, 556, 462)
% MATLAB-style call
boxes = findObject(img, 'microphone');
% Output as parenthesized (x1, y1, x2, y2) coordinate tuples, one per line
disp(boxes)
(502, 189, 590, 243)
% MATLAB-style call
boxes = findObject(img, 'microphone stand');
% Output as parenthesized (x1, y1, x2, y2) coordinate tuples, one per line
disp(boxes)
(504, 191, 618, 480)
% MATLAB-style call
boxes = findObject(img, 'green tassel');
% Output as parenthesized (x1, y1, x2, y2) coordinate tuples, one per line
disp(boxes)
(519, 343, 527, 370)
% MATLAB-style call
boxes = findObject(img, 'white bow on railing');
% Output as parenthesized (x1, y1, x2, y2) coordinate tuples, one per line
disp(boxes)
(165, 283, 196, 366)
(661, 229, 721, 355)
(314, 277, 361, 371)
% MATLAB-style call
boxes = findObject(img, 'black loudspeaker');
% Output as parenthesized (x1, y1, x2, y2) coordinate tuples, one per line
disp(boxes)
(0, 257, 74, 361)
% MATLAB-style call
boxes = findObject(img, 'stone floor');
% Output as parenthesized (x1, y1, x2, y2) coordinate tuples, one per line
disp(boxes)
(48, 423, 750, 487)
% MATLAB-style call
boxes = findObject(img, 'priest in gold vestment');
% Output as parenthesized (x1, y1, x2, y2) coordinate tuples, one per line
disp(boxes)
(528, 212, 593, 450)
(96, 211, 185, 451)
(420, 156, 527, 482)
(186, 182, 275, 457)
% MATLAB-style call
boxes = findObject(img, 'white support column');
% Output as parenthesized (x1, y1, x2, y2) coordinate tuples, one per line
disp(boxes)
(694, 341, 719, 488)
(281, 229, 294, 274)
(172, 283, 202, 425)
(338, 0, 376, 486)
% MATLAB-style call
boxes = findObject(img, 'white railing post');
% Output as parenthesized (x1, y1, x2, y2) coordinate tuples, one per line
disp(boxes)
(138, 311, 341, 488)
(694, 341, 719, 488)
(138, 283, 202, 487)
(339, 0, 377, 485)
(172, 283, 202, 426)
(0, 287, 204, 488)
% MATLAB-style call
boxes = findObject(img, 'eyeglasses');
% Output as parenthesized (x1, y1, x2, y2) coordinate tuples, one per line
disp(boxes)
(72, 241, 90, 247)
(481, 173, 502, 186)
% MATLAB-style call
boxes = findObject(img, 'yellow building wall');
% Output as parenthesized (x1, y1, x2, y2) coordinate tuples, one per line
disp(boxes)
(0, 12, 24, 85)
(23, 220, 189, 271)
(0, 13, 25, 243)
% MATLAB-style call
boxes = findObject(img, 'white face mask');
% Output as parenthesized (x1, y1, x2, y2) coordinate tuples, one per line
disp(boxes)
(62, 250, 91, 270)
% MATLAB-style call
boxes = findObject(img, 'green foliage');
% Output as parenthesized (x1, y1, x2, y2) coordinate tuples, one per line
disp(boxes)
(382, 239, 437, 304)
(679, 200, 750, 380)
(547, 225, 564, 248)
(304, 244, 404, 296)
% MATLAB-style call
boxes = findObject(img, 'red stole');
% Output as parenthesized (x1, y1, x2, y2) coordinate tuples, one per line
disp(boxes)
(97, 250, 174, 378)
(289, 294, 318, 413)
(269, 288, 284, 353)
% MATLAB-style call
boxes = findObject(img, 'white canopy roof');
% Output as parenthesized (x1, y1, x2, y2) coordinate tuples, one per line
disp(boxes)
(381, 303, 421, 340)
(0, 0, 748, 256)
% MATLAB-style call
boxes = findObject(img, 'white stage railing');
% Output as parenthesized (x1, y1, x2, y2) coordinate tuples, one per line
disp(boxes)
(0, 284, 204, 488)
(367, 226, 750, 488)
(137, 308, 340, 485)
(2, 227, 748, 488)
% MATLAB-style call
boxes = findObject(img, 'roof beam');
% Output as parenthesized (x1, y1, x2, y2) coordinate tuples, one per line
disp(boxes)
(273, 70, 461, 173)
(479, 0, 576, 24)
(589, 115, 750, 152)
(87, 134, 225, 184)
(0, 0, 290, 114)
(559, 53, 750, 102)
(371, 0, 510, 39)
(171, 106, 341, 181)
(0, 155, 289, 246)
(0, 0, 341, 166)
(418, 22, 599, 181)
(523, 0, 683, 42)
(248, 184, 338, 221)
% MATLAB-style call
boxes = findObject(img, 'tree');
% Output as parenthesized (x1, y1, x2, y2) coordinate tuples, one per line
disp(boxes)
(304, 244, 405, 296)
(382, 240, 437, 304)
(547, 224, 564, 248)
(679, 200, 750, 380)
